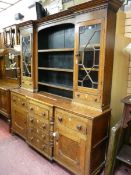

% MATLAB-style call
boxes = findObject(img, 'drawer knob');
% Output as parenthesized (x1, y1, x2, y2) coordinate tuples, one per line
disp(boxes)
(42, 124, 46, 129)
(42, 135, 46, 139)
(31, 137, 33, 141)
(42, 112, 46, 116)
(94, 98, 97, 102)
(22, 102, 25, 106)
(77, 94, 80, 98)
(30, 107, 33, 111)
(58, 117, 63, 122)
(76, 125, 82, 131)
(30, 118, 34, 123)
(13, 99, 16, 102)
(42, 145, 46, 150)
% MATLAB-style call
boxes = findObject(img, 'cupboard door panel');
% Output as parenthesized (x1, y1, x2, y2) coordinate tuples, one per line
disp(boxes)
(54, 127, 86, 175)
(0, 89, 10, 117)
(12, 109, 27, 139)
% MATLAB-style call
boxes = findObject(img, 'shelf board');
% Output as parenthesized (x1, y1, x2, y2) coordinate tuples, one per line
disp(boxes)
(38, 67, 73, 72)
(38, 48, 74, 52)
(116, 145, 131, 166)
(38, 82, 73, 91)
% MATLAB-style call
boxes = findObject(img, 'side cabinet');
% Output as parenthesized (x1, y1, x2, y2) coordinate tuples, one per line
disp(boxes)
(27, 98, 54, 160)
(11, 92, 27, 139)
(54, 108, 91, 175)
(54, 108, 110, 175)
(0, 88, 11, 119)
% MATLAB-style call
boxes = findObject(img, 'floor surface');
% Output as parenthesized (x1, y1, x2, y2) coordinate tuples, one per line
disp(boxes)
(0, 117, 130, 175)
(0, 117, 72, 175)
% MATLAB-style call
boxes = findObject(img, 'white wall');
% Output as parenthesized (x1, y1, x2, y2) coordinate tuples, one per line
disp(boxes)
(0, 0, 37, 31)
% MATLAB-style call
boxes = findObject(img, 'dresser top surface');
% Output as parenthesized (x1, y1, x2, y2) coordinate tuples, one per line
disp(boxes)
(11, 88, 110, 119)
(0, 80, 19, 90)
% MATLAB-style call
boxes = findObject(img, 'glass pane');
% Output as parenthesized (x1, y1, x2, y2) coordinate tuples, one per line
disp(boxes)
(78, 23, 101, 89)
(22, 35, 31, 77)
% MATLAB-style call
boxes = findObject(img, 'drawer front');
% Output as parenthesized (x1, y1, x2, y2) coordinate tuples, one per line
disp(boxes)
(28, 115, 50, 133)
(11, 94, 26, 109)
(28, 127, 50, 144)
(28, 102, 50, 120)
(55, 109, 89, 135)
(28, 134, 52, 156)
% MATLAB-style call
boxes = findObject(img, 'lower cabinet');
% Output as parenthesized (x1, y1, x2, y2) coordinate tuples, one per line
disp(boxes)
(11, 92, 27, 139)
(11, 91, 110, 175)
(0, 88, 11, 119)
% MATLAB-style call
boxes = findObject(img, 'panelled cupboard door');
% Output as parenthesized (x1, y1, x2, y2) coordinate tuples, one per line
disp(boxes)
(12, 108, 27, 139)
(54, 127, 86, 175)
(74, 18, 105, 96)
(0, 89, 10, 116)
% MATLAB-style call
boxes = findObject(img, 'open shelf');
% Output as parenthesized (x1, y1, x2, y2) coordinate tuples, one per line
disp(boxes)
(116, 145, 131, 166)
(38, 52, 73, 69)
(38, 81, 73, 91)
(38, 84, 73, 98)
(38, 67, 73, 72)
(38, 23, 74, 98)
(38, 48, 74, 52)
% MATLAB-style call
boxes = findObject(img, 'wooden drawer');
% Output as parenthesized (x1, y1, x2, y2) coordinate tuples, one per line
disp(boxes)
(28, 134, 52, 156)
(28, 127, 50, 144)
(55, 108, 89, 135)
(28, 102, 50, 120)
(28, 115, 50, 133)
(11, 93, 26, 109)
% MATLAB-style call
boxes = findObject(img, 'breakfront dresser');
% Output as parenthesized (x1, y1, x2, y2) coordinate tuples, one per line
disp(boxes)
(10, 0, 122, 175)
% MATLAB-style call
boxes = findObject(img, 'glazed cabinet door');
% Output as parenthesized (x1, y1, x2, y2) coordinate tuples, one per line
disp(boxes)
(20, 26, 33, 91)
(74, 19, 105, 106)
(11, 92, 27, 139)
(54, 109, 88, 175)
(0, 88, 10, 118)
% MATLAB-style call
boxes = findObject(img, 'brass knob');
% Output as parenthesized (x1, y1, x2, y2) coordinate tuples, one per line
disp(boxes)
(22, 102, 25, 106)
(42, 145, 46, 150)
(42, 135, 46, 139)
(30, 118, 34, 122)
(94, 98, 97, 102)
(30, 107, 33, 111)
(76, 125, 82, 131)
(42, 124, 46, 129)
(58, 117, 63, 122)
(77, 94, 80, 98)
(31, 137, 33, 141)
(42, 112, 46, 116)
